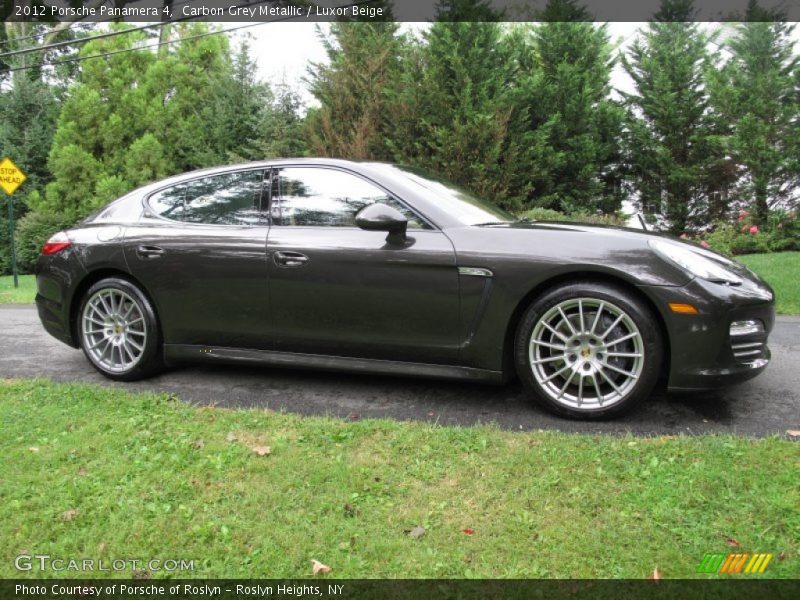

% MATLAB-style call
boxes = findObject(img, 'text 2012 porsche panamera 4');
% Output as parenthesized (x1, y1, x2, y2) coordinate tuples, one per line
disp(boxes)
(35, 159, 775, 419)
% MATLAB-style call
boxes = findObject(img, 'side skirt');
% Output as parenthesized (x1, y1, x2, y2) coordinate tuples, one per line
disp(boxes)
(164, 344, 505, 384)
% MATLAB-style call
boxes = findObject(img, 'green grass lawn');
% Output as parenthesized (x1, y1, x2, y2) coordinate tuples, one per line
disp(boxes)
(0, 274, 35, 304)
(737, 252, 800, 316)
(0, 379, 797, 579)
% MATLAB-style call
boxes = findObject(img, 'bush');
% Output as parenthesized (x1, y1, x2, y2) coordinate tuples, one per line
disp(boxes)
(700, 209, 798, 256)
(14, 211, 72, 274)
(519, 207, 626, 226)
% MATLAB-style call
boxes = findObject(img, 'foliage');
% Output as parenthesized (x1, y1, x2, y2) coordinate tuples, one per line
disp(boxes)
(621, 0, 721, 235)
(13, 210, 71, 274)
(387, 20, 517, 204)
(1, 379, 798, 578)
(516, 1, 624, 213)
(305, 21, 403, 160)
(707, 11, 799, 224)
(702, 209, 799, 256)
(519, 206, 627, 227)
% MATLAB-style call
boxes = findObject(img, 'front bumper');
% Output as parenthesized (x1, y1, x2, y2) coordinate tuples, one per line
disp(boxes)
(641, 277, 775, 391)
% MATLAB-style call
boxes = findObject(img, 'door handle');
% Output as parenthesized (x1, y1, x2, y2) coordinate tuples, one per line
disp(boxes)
(136, 245, 165, 259)
(273, 250, 309, 267)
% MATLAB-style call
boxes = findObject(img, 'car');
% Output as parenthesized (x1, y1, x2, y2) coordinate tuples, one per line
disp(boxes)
(35, 158, 775, 419)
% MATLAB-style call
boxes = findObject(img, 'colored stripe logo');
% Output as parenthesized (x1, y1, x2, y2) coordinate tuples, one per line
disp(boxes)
(697, 553, 773, 574)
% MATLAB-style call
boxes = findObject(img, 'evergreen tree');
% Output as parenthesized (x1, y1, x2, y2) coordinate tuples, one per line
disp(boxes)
(305, 20, 403, 160)
(622, 0, 720, 233)
(708, 2, 799, 223)
(518, 0, 624, 213)
(386, 19, 518, 203)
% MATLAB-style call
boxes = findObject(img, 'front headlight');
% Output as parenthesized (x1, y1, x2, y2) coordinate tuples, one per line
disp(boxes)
(649, 239, 743, 285)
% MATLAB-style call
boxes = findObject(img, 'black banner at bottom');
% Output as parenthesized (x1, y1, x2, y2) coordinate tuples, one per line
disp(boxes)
(3, 579, 800, 600)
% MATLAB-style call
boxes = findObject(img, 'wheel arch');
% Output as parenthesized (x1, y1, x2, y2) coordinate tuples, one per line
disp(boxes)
(69, 268, 162, 348)
(501, 270, 671, 382)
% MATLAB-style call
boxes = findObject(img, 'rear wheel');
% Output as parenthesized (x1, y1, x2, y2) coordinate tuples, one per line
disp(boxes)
(515, 281, 662, 419)
(78, 277, 163, 381)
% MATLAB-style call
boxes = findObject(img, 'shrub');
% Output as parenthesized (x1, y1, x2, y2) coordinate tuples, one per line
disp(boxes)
(700, 209, 798, 256)
(14, 211, 72, 273)
(519, 207, 626, 227)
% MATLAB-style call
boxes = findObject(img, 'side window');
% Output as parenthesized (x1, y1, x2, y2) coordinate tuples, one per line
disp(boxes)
(270, 167, 430, 229)
(149, 184, 186, 221)
(148, 170, 266, 226)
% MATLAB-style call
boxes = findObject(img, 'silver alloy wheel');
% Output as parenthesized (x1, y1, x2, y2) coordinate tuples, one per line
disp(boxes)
(528, 297, 645, 410)
(81, 288, 147, 374)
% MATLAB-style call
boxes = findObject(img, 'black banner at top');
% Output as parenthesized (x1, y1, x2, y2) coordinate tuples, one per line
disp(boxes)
(2, 0, 799, 23)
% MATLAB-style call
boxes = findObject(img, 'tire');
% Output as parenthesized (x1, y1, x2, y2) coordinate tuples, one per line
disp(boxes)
(77, 277, 163, 381)
(514, 281, 663, 419)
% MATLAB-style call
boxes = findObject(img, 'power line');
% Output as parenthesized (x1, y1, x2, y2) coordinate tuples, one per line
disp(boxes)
(0, 1, 376, 76)
(0, 0, 198, 48)
(1, 21, 267, 75)
(0, 0, 274, 59)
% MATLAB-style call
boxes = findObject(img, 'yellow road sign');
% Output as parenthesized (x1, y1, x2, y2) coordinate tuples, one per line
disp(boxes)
(0, 157, 27, 196)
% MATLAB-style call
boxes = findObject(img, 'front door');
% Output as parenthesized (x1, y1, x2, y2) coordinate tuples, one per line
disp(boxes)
(266, 166, 460, 364)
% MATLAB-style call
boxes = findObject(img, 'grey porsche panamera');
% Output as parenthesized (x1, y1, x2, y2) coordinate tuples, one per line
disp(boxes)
(35, 158, 775, 419)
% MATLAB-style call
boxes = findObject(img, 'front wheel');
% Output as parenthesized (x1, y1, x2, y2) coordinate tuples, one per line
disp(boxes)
(515, 282, 663, 419)
(78, 277, 163, 381)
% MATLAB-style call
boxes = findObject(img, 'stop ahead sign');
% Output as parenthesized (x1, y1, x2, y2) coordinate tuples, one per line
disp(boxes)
(0, 157, 26, 196)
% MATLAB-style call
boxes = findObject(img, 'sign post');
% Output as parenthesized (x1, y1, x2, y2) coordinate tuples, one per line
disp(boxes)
(0, 157, 27, 289)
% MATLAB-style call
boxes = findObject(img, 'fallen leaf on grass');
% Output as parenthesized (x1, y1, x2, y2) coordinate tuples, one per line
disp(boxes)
(252, 445, 271, 456)
(62, 509, 80, 521)
(226, 432, 237, 443)
(648, 567, 662, 580)
(311, 559, 332, 575)
(404, 526, 425, 539)
(786, 430, 800, 438)
(192, 439, 205, 449)
(462, 528, 474, 535)
(726, 537, 740, 548)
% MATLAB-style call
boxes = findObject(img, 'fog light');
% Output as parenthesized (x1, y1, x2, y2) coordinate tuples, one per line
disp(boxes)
(730, 320, 764, 336)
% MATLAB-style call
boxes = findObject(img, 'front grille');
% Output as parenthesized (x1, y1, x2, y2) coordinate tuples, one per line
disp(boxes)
(731, 340, 766, 360)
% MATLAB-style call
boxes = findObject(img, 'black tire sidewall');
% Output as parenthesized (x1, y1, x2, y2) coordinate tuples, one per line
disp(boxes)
(78, 277, 162, 381)
(514, 282, 663, 420)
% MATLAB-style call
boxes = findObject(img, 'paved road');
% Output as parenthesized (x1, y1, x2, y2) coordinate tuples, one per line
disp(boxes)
(1, 305, 798, 436)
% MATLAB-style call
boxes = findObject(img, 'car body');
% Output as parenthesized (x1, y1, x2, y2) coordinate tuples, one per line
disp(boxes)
(35, 158, 775, 418)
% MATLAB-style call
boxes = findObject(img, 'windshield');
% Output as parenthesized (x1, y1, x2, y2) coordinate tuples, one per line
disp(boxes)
(375, 164, 515, 226)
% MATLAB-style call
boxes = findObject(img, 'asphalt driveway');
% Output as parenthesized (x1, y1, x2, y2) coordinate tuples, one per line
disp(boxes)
(1, 304, 798, 436)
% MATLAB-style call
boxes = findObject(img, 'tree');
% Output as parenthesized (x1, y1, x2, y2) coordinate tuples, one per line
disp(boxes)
(517, 0, 624, 213)
(386, 17, 518, 203)
(36, 24, 261, 223)
(305, 20, 403, 160)
(622, 0, 720, 233)
(708, 2, 799, 222)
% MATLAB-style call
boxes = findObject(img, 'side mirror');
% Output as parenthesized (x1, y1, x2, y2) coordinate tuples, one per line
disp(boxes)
(355, 203, 408, 243)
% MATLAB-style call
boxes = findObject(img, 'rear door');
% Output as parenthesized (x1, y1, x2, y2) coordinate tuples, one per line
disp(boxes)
(123, 168, 271, 349)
